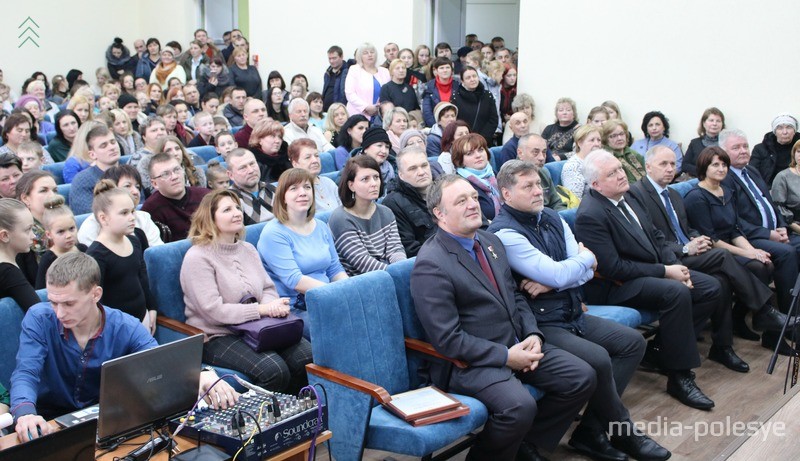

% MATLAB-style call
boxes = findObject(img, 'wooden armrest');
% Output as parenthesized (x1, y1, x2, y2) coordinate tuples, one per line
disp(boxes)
(404, 338, 468, 369)
(593, 272, 623, 286)
(306, 363, 391, 404)
(156, 316, 204, 336)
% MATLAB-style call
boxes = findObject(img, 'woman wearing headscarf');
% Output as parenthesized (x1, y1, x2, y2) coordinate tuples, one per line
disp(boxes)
(751, 113, 800, 186)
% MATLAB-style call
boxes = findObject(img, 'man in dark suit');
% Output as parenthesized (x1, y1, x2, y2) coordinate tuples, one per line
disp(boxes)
(411, 175, 596, 461)
(720, 129, 800, 353)
(629, 145, 790, 371)
(575, 150, 720, 410)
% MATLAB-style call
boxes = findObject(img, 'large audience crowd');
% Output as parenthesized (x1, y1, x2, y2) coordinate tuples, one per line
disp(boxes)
(1, 27, 800, 461)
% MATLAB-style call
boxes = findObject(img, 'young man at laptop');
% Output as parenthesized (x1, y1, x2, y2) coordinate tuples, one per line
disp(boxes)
(9, 252, 240, 443)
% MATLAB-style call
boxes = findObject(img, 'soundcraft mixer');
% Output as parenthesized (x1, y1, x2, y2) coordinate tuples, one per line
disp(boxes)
(169, 390, 328, 459)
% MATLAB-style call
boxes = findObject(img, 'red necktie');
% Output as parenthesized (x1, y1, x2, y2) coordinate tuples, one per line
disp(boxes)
(473, 240, 500, 293)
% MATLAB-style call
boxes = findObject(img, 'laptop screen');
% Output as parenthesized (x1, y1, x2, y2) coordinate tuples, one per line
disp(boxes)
(0, 418, 96, 461)
(96, 334, 203, 446)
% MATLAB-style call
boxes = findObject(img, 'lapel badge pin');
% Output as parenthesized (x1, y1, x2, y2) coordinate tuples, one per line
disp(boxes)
(487, 245, 498, 260)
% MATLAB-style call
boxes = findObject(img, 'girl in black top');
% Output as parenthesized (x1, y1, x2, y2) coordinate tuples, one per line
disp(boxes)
(86, 180, 157, 333)
(0, 198, 40, 311)
(34, 196, 88, 289)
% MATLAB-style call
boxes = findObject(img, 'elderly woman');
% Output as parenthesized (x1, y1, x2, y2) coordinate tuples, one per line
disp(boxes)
(751, 113, 800, 186)
(452, 66, 498, 147)
(0, 113, 34, 156)
(181, 189, 312, 393)
(258, 168, 348, 340)
(771, 139, 800, 235)
(379, 59, 419, 114)
(502, 93, 544, 143)
(288, 139, 342, 211)
(15, 95, 54, 140)
(561, 125, 603, 200)
(682, 107, 725, 177)
(250, 119, 292, 182)
(328, 156, 406, 276)
(602, 119, 645, 183)
(382, 106, 410, 153)
(345, 43, 391, 118)
(631, 111, 684, 171)
(149, 47, 186, 91)
(451, 133, 502, 220)
(541, 97, 579, 160)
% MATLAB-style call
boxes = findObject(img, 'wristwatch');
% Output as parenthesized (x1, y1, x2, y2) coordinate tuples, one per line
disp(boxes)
(682, 245, 689, 256)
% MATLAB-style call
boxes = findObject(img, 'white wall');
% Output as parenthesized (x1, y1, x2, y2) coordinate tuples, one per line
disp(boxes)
(466, 0, 519, 50)
(248, 0, 423, 95)
(0, 0, 198, 96)
(518, 0, 800, 148)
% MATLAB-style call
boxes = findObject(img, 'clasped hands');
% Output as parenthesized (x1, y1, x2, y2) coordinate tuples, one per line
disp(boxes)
(664, 264, 693, 288)
(258, 298, 290, 318)
(685, 236, 713, 255)
(507, 335, 544, 373)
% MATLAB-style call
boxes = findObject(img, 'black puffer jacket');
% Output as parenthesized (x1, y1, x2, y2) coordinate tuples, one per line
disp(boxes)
(751, 131, 800, 186)
(452, 82, 498, 146)
(382, 179, 436, 257)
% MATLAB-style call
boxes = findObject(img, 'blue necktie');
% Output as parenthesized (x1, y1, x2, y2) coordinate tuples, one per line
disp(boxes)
(661, 190, 690, 245)
(741, 169, 776, 230)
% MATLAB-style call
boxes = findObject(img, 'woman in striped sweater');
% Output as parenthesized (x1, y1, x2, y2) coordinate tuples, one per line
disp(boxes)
(327, 155, 406, 275)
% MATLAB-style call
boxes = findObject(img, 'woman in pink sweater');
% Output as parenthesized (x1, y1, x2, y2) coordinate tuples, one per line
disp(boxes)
(345, 42, 390, 118)
(180, 189, 311, 393)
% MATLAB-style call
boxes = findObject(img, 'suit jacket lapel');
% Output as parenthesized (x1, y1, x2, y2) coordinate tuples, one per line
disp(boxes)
(600, 195, 658, 259)
(627, 197, 660, 259)
(439, 233, 506, 305)
(642, 180, 672, 232)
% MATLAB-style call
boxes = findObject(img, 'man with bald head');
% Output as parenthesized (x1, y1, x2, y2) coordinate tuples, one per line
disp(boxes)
(516, 134, 565, 211)
(283, 98, 334, 152)
(496, 112, 530, 168)
(576, 150, 720, 410)
(234, 97, 268, 147)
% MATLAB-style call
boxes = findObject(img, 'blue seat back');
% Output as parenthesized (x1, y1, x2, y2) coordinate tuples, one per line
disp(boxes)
(668, 178, 698, 198)
(488, 146, 502, 173)
(187, 146, 218, 163)
(316, 210, 332, 224)
(120, 155, 132, 165)
(75, 213, 90, 229)
(57, 183, 71, 206)
(320, 150, 336, 173)
(0, 290, 48, 389)
(321, 170, 341, 185)
(144, 239, 192, 324)
(231, 125, 243, 134)
(306, 271, 410, 397)
(43, 162, 66, 185)
(46, 131, 57, 143)
(559, 208, 577, 232)
(544, 160, 567, 187)
(245, 222, 266, 247)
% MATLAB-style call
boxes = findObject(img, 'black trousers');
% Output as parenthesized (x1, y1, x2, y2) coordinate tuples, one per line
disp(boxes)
(468, 345, 596, 460)
(586, 270, 721, 370)
(540, 315, 645, 432)
(751, 235, 800, 313)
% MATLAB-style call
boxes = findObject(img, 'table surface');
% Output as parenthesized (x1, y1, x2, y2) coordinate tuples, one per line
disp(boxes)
(0, 422, 331, 461)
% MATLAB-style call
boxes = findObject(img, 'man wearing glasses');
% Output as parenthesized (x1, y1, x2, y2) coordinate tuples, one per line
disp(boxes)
(141, 153, 210, 242)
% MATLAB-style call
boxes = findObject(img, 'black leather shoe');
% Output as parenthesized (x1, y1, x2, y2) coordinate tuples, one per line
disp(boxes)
(516, 441, 550, 461)
(708, 345, 750, 373)
(610, 430, 671, 461)
(753, 305, 797, 332)
(733, 304, 760, 341)
(761, 331, 800, 357)
(666, 371, 714, 410)
(569, 425, 627, 461)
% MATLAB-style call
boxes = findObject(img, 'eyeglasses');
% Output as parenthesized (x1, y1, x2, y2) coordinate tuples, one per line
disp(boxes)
(608, 132, 627, 140)
(152, 166, 184, 181)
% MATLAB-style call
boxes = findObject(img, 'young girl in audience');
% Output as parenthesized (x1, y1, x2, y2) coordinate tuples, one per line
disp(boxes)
(205, 160, 229, 190)
(34, 195, 87, 289)
(0, 198, 40, 312)
(16, 170, 58, 276)
(213, 131, 237, 162)
(78, 165, 163, 248)
(187, 111, 215, 147)
(107, 109, 143, 156)
(182, 189, 312, 393)
(86, 179, 157, 333)
(289, 83, 305, 102)
(96, 96, 115, 113)
(323, 103, 348, 147)
(102, 83, 121, 105)
(17, 141, 46, 173)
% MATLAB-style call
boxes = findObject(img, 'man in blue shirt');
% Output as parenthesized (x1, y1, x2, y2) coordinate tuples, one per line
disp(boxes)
(488, 160, 669, 461)
(10, 253, 238, 442)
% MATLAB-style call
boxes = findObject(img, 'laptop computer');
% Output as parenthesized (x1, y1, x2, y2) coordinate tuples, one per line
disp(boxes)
(0, 418, 96, 461)
(95, 334, 204, 448)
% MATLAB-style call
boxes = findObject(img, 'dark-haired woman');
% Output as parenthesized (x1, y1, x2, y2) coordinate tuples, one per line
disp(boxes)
(631, 111, 683, 171)
(197, 57, 233, 98)
(45, 111, 81, 163)
(106, 38, 138, 79)
(452, 66, 498, 147)
(333, 114, 369, 169)
(135, 38, 161, 81)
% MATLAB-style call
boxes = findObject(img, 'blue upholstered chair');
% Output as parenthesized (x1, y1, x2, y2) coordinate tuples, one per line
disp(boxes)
(0, 290, 48, 390)
(544, 160, 567, 187)
(75, 213, 90, 229)
(320, 150, 336, 174)
(321, 170, 341, 184)
(316, 210, 332, 224)
(231, 125, 243, 134)
(305, 271, 488, 461)
(120, 155, 132, 165)
(668, 178, 698, 198)
(143, 238, 253, 389)
(57, 183, 71, 206)
(43, 162, 66, 185)
(187, 145, 218, 163)
(46, 131, 57, 144)
(488, 146, 502, 173)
